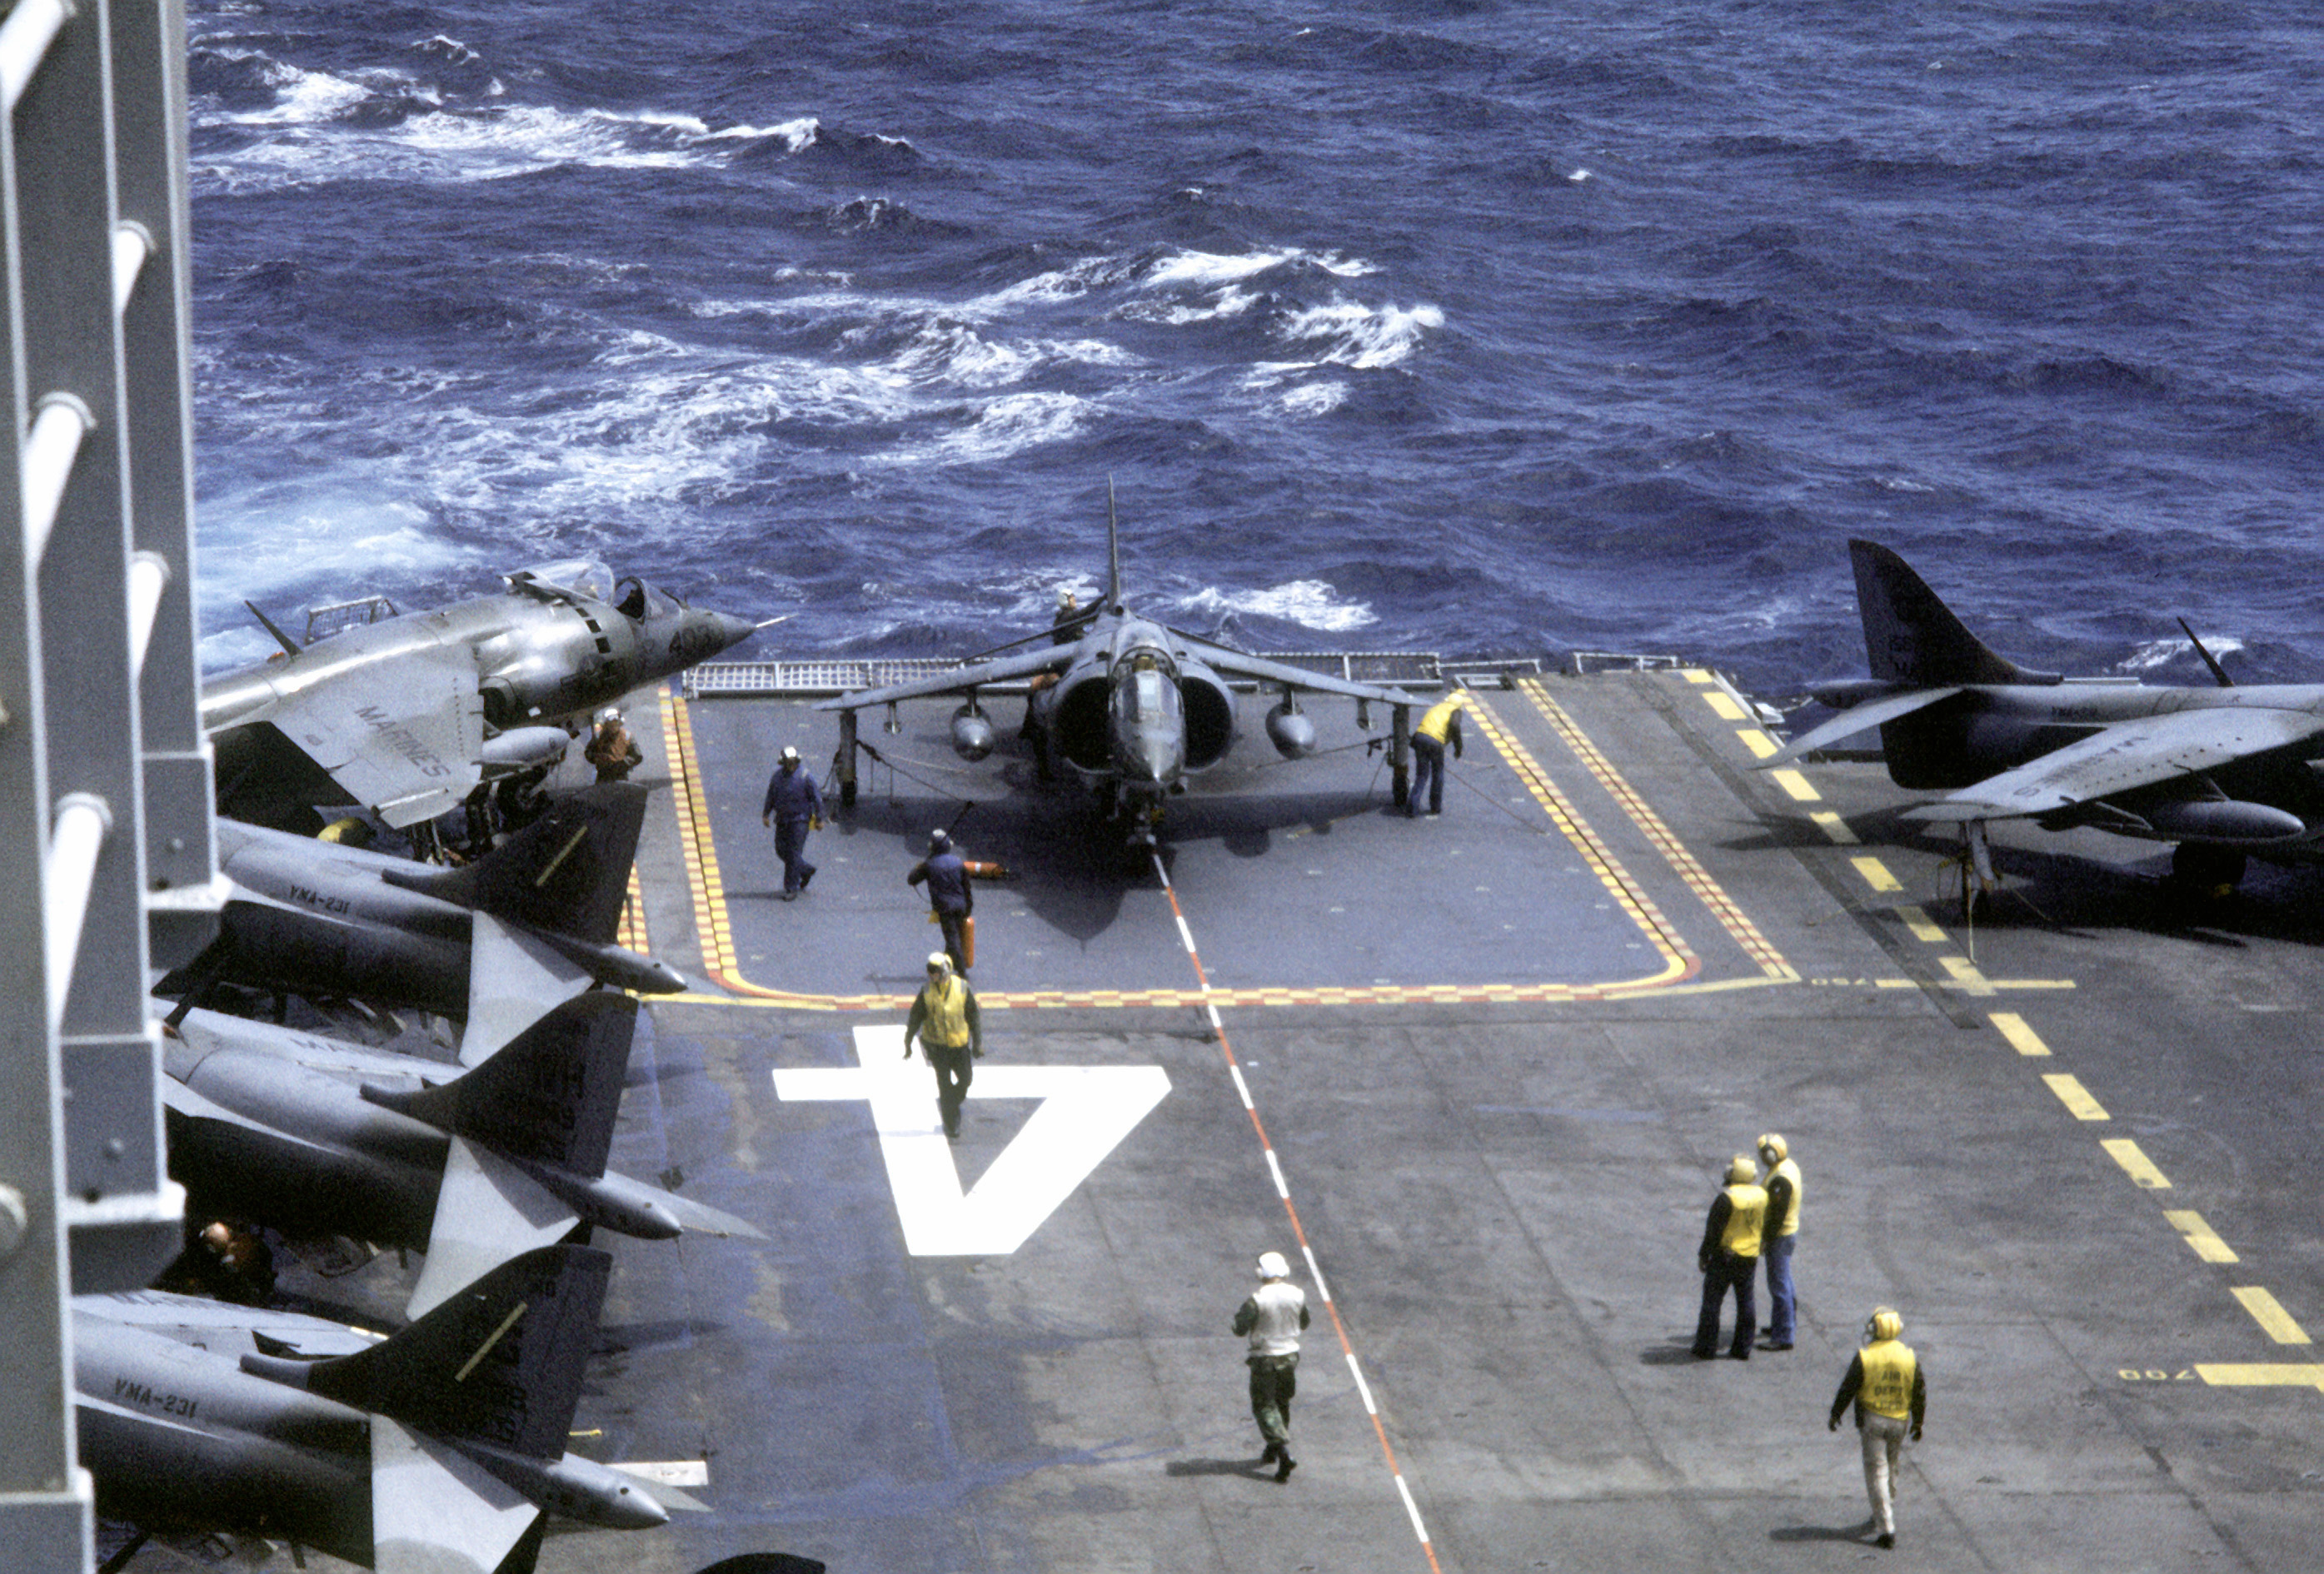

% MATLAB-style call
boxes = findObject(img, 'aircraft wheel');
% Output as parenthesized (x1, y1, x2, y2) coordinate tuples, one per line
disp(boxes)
(2169, 843, 2246, 895)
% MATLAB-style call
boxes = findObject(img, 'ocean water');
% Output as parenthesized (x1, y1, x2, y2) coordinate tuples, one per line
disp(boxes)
(185, 0, 2324, 698)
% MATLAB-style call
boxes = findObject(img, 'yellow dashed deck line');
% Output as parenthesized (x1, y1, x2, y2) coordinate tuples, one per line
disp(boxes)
(2042, 1073, 2109, 1121)
(1898, 905, 1946, 944)
(1516, 679, 1796, 982)
(1808, 810, 1858, 844)
(2196, 1362, 2324, 1390)
(2102, 1138, 2170, 1189)
(1737, 727, 1778, 759)
(1769, 767, 1819, 801)
(2166, 1210, 2237, 1263)
(1850, 855, 1903, 893)
(1701, 690, 1748, 722)
(2232, 1287, 2312, 1345)
(1988, 1012, 2052, 1056)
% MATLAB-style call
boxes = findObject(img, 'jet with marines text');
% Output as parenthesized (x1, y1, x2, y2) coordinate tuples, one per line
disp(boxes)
(205, 559, 762, 831)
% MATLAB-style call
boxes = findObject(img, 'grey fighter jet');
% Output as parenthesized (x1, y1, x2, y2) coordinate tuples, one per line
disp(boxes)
(77, 1245, 682, 1572)
(1764, 539, 2324, 891)
(205, 559, 760, 831)
(815, 508, 1419, 844)
(166, 993, 761, 1317)
(166, 782, 682, 1061)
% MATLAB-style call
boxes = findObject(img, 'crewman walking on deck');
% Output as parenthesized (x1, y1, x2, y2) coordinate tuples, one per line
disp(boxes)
(1232, 1251, 1311, 1482)
(1693, 1153, 1768, 1359)
(1408, 690, 1468, 817)
(1758, 1133, 1803, 1351)
(903, 952, 983, 1140)
(1828, 1305, 1926, 1549)
(908, 827, 975, 970)
(761, 744, 825, 900)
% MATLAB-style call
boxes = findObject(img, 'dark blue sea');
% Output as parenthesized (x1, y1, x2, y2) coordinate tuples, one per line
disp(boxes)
(186, 0, 2324, 698)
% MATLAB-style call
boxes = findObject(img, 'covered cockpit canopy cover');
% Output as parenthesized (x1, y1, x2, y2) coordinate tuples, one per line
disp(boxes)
(506, 559, 616, 603)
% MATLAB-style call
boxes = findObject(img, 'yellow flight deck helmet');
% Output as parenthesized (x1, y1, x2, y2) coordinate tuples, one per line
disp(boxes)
(1726, 1154, 1757, 1184)
(1866, 1306, 1903, 1342)
(1758, 1133, 1788, 1163)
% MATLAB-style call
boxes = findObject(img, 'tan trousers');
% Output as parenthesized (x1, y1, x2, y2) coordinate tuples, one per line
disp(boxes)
(1858, 1411, 1909, 1537)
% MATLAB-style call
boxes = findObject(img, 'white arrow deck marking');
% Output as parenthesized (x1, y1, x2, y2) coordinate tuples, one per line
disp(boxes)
(774, 1025, 1170, 1255)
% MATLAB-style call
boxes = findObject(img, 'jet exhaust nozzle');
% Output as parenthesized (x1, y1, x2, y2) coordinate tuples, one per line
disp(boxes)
(1265, 704, 1317, 760)
(950, 705, 996, 762)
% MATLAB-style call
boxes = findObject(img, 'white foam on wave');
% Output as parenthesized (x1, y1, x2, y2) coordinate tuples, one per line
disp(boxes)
(1279, 299, 1443, 369)
(1142, 247, 1374, 289)
(2120, 634, 2242, 673)
(1278, 381, 1349, 417)
(908, 391, 1089, 466)
(1180, 580, 1377, 634)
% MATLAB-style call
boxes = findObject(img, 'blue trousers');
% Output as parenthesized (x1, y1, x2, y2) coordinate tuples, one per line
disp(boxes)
(1763, 1234, 1797, 1344)
(1409, 733, 1446, 814)
(775, 816, 815, 894)
(1694, 1253, 1757, 1357)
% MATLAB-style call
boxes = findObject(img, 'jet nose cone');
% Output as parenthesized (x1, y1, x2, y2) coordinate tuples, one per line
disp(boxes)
(607, 1482, 671, 1529)
(709, 610, 758, 655)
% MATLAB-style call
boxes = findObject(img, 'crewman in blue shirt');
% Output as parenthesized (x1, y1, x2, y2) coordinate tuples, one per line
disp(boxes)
(907, 827, 975, 971)
(760, 745, 824, 900)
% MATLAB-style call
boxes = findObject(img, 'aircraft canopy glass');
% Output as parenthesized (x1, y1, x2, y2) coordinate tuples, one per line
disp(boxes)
(615, 577, 682, 620)
(509, 559, 616, 603)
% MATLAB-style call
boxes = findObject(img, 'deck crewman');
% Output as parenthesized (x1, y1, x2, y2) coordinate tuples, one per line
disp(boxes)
(904, 951, 983, 1140)
(1408, 690, 1468, 817)
(1233, 1251, 1311, 1482)
(1829, 1305, 1926, 1549)
(1693, 1153, 1768, 1359)
(1758, 1133, 1802, 1351)
(761, 744, 825, 900)
(907, 827, 975, 971)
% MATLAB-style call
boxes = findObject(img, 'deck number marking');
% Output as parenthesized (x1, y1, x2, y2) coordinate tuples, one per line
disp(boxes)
(774, 1025, 1169, 1256)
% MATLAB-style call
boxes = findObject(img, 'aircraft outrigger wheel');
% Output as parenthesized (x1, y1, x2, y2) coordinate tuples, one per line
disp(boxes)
(2169, 843, 2246, 899)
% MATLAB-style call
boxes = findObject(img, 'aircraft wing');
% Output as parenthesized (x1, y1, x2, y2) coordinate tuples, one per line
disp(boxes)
(1179, 640, 1414, 705)
(1758, 686, 1964, 768)
(257, 645, 486, 827)
(372, 1416, 540, 1574)
(1903, 705, 2324, 821)
(810, 645, 1075, 710)
(406, 1137, 580, 1320)
(462, 912, 596, 1065)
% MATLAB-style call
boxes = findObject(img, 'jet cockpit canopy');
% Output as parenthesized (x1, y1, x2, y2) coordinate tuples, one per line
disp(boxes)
(507, 560, 616, 604)
(614, 576, 683, 620)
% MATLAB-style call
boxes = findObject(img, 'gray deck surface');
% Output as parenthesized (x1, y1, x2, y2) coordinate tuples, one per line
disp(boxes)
(129, 669, 2324, 1574)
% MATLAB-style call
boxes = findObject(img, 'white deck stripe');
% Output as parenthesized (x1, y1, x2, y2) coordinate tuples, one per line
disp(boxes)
(1263, 1148, 1289, 1198)
(1347, 1352, 1378, 1414)
(1394, 1475, 1431, 1543)
(1229, 1063, 1254, 1109)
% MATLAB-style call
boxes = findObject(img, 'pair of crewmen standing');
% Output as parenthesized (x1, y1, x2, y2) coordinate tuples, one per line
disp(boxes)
(1693, 1135, 1928, 1550)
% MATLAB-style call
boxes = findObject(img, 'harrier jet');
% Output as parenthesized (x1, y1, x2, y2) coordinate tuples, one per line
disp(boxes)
(1765, 539, 2324, 892)
(815, 508, 1419, 845)
(205, 560, 761, 830)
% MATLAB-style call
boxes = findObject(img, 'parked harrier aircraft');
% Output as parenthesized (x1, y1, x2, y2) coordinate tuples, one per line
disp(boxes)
(1765, 539, 2324, 892)
(77, 1246, 685, 1572)
(205, 559, 762, 830)
(815, 506, 1420, 845)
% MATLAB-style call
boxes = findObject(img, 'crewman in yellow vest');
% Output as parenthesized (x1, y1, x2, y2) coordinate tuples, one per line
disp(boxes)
(903, 951, 984, 1140)
(1828, 1305, 1927, 1548)
(1406, 690, 1468, 817)
(1693, 1154, 1768, 1359)
(1757, 1133, 1803, 1350)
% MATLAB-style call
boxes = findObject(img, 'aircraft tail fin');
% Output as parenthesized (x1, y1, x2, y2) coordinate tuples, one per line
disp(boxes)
(249, 1243, 610, 1460)
(364, 993, 636, 1178)
(1105, 478, 1123, 611)
(1849, 540, 2056, 686)
(384, 782, 646, 944)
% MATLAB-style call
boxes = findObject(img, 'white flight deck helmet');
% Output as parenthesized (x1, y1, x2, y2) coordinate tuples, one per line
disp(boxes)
(926, 951, 953, 974)
(780, 745, 800, 765)
(929, 828, 950, 852)
(1256, 1251, 1291, 1280)
(1866, 1306, 1903, 1343)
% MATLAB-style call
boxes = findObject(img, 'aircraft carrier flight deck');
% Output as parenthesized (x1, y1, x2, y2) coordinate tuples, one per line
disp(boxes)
(189, 665, 2324, 1574)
